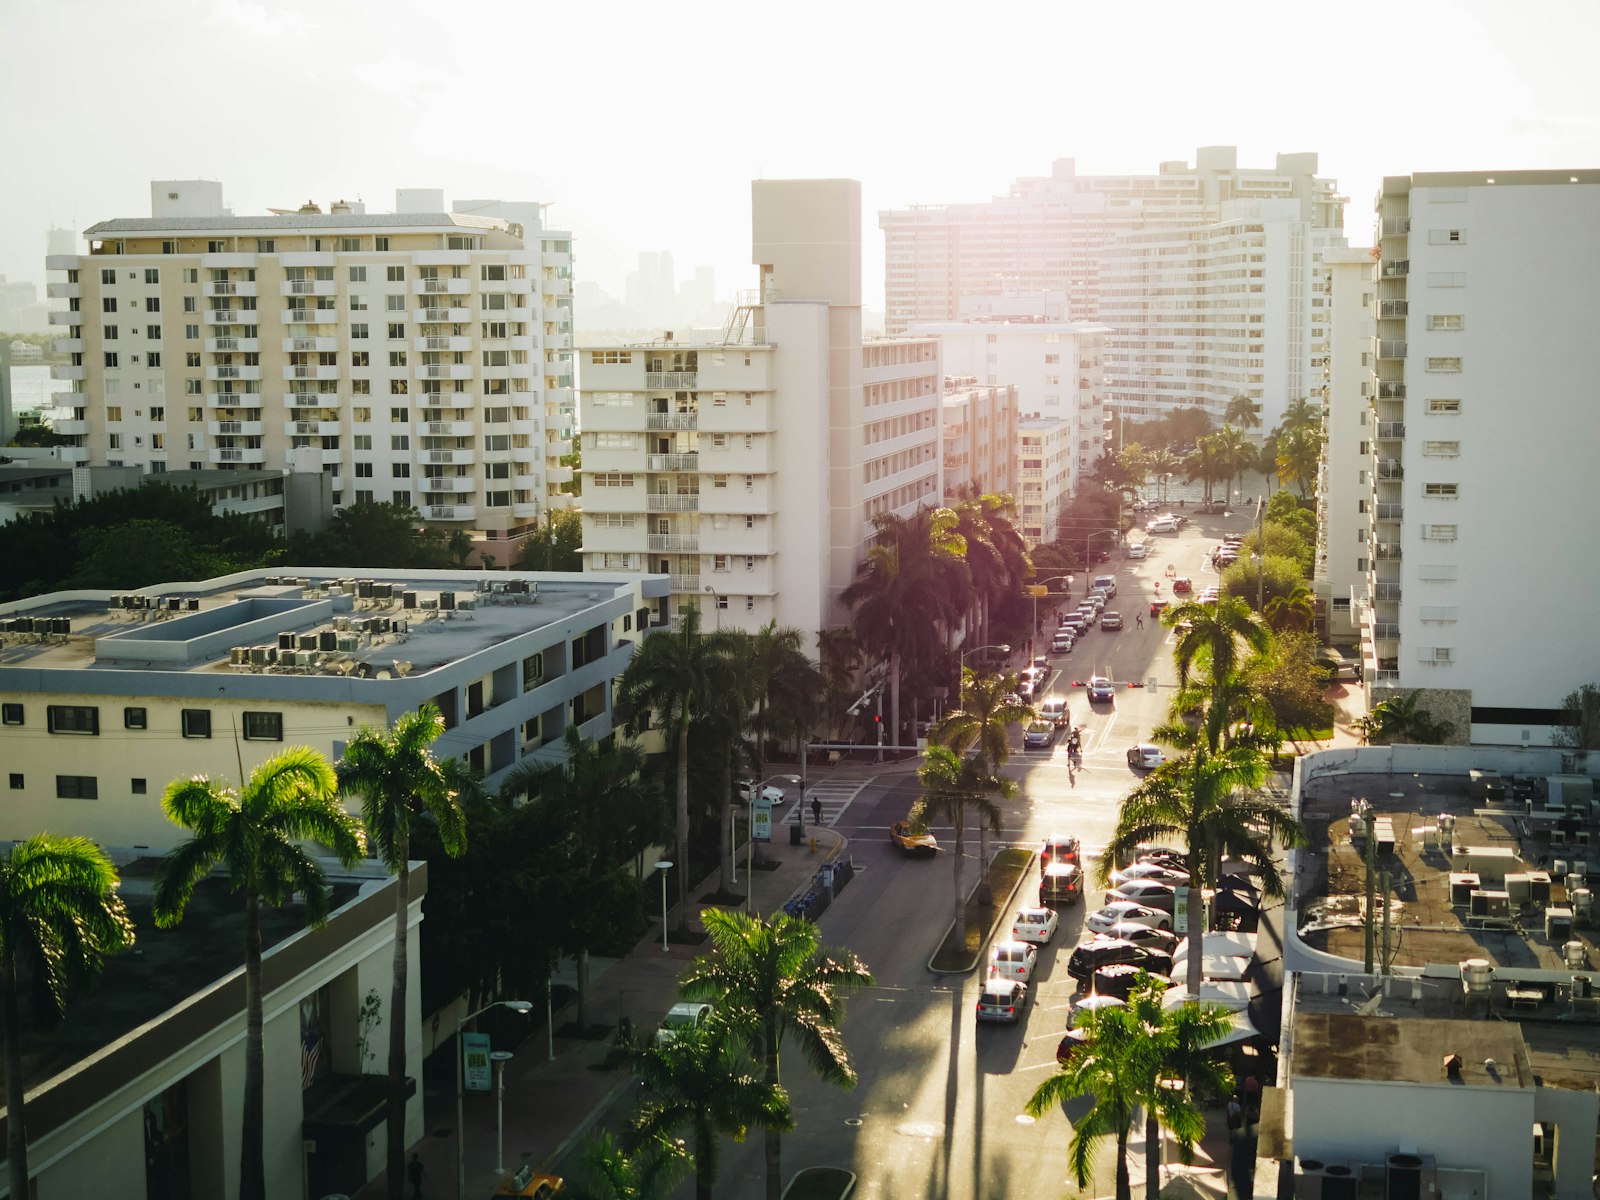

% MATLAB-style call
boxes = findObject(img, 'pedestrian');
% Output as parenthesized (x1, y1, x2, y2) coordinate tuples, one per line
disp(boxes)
(1136, 612, 1143, 629)
(1226, 1096, 1244, 1141)
(811, 796, 822, 827)
(407, 1152, 427, 1200)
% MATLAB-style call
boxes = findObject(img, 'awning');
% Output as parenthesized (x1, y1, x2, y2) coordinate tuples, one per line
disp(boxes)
(1161, 981, 1253, 1011)
(1174, 932, 1257, 960)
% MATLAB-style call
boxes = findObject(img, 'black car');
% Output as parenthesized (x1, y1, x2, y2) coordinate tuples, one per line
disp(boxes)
(1066, 936, 1174, 982)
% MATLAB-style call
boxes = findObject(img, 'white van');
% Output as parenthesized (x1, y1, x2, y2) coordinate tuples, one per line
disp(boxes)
(1093, 575, 1118, 598)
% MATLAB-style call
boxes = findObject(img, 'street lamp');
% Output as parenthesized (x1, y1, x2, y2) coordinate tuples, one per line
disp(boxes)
(1032, 575, 1074, 639)
(456, 998, 533, 1200)
(960, 642, 1011, 669)
(742, 774, 801, 912)
(703, 585, 721, 629)
(490, 1049, 515, 1175)
(1084, 527, 1120, 577)
(654, 860, 673, 952)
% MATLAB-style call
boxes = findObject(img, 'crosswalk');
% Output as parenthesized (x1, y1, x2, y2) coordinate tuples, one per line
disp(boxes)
(781, 777, 871, 826)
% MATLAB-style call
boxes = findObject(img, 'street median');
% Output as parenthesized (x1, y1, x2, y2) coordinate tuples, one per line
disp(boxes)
(927, 847, 1036, 974)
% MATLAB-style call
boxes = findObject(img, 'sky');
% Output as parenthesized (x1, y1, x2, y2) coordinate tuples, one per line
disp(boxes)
(4, 0, 1598, 312)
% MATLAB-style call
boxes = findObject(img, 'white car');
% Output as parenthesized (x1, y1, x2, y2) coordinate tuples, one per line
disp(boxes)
(1011, 906, 1060, 946)
(1105, 880, 1179, 912)
(988, 939, 1040, 984)
(1126, 543, 1149, 560)
(1126, 744, 1166, 771)
(1086, 901, 1173, 934)
(738, 779, 786, 804)
(655, 1001, 713, 1046)
(1109, 860, 1191, 889)
(1146, 517, 1179, 534)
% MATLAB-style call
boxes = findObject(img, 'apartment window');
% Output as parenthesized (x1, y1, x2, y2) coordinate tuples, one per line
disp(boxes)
(354, 489, 374, 504)
(147, 353, 162, 368)
(391, 435, 409, 451)
(481, 321, 507, 339)
(56, 776, 98, 800)
(1, 703, 22, 725)
(745, 514, 755, 529)
(392, 490, 410, 507)
(183, 296, 197, 312)
(145, 296, 161, 313)
(1044, 354, 1060, 364)
(185, 323, 199, 339)
(1429, 228, 1466, 244)
(388, 351, 407, 367)
(146, 324, 161, 339)
(104, 352, 119, 368)
(353, 434, 372, 451)
(187, 406, 202, 421)
(6, 775, 19, 790)
(161, 241, 178, 254)
(241, 711, 283, 741)
(351, 323, 369, 340)
(385, 294, 406, 312)
(374, 237, 389, 251)
(481, 264, 507, 281)
(522, 652, 544, 689)
(124, 707, 147, 729)
(710, 434, 727, 449)
(181, 709, 212, 739)
(1422, 483, 1459, 498)
(347, 266, 368, 283)
(745, 596, 755, 612)
(1428, 398, 1461, 414)
(47, 705, 100, 735)
(591, 473, 635, 487)
(1422, 441, 1460, 456)
(713, 554, 729, 572)
(100, 268, 115, 284)
(353, 407, 372, 422)
(1426, 357, 1462, 372)
(392, 463, 410, 478)
(481, 293, 507, 311)
(387, 323, 405, 340)
(351, 351, 370, 366)
(102, 297, 117, 314)
(103, 325, 118, 341)
(354, 463, 373, 478)
(132, 779, 147, 795)
(389, 407, 407, 422)
(715, 595, 728, 610)
(1426, 272, 1466, 288)
(1422, 524, 1458, 541)
(338, 237, 362, 252)
(745, 556, 755, 571)
(386, 266, 405, 282)
(350, 294, 369, 312)
(712, 474, 728, 488)
(1427, 314, 1463, 331)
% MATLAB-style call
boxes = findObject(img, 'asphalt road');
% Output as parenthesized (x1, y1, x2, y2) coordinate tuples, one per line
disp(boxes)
(692, 509, 1267, 1200)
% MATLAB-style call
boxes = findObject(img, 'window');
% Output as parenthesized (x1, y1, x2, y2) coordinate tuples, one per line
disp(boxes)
(389, 351, 407, 367)
(182, 296, 197, 313)
(374, 237, 389, 251)
(714, 554, 729, 572)
(745, 556, 755, 572)
(102, 297, 117, 313)
(242, 711, 283, 741)
(124, 707, 147, 729)
(131, 778, 147, 795)
(339, 237, 362, 252)
(387, 323, 405, 340)
(481, 264, 506, 281)
(147, 353, 162, 369)
(385, 265, 406, 283)
(1426, 357, 1462, 372)
(350, 293, 369, 312)
(746, 596, 755, 612)
(1422, 524, 1458, 541)
(1428, 398, 1461, 414)
(56, 776, 98, 799)
(1427, 314, 1463, 331)
(390, 434, 409, 450)
(1423, 483, 1459, 498)
(389, 406, 408, 422)
(745, 514, 756, 529)
(1426, 272, 1466, 288)
(1, 703, 22, 726)
(715, 595, 729, 610)
(6, 775, 19, 790)
(181, 709, 212, 739)
(1422, 440, 1460, 456)
(1429, 228, 1466, 244)
(106, 405, 123, 422)
(386, 294, 406, 312)
(104, 324, 118, 340)
(104, 352, 119, 368)
(392, 463, 410, 478)
(100, 268, 115, 284)
(351, 323, 369, 340)
(712, 474, 728, 488)
(47, 705, 100, 735)
(348, 266, 369, 283)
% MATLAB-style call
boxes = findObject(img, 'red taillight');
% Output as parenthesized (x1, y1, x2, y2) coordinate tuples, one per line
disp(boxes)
(1006, 1007, 1015, 1014)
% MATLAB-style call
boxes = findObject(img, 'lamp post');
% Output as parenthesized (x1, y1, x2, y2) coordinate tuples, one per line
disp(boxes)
(490, 1049, 515, 1175)
(743, 774, 801, 912)
(1032, 575, 1074, 639)
(703, 585, 721, 629)
(1255, 494, 1266, 612)
(654, 860, 673, 951)
(1084, 527, 1120, 578)
(960, 642, 1011, 671)
(456, 998, 532, 1200)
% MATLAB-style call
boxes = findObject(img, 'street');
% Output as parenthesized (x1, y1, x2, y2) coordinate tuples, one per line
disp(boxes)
(694, 509, 1260, 1199)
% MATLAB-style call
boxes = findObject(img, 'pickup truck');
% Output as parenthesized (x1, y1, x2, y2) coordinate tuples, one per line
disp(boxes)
(889, 820, 939, 856)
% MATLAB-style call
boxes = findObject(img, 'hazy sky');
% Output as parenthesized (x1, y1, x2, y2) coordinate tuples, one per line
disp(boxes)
(4, 0, 1597, 310)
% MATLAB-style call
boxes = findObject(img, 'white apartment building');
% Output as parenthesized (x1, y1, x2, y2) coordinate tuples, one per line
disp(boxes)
(1015, 418, 1075, 546)
(1317, 247, 1377, 643)
(941, 378, 1018, 504)
(1364, 169, 1600, 744)
(579, 179, 943, 636)
(882, 149, 1347, 425)
(45, 181, 576, 548)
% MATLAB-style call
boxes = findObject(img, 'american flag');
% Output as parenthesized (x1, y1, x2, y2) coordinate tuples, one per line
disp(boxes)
(302, 1025, 322, 1088)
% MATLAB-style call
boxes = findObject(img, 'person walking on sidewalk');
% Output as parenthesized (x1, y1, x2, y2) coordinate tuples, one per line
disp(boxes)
(407, 1152, 427, 1199)
(811, 796, 822, 827)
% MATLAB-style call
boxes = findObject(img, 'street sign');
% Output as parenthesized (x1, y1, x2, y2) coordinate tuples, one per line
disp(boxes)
(463, 1031, 492, 1093)
(752, 796, 773, 843)
(1027, 584, 1048, 597)
(1174, 885, 1189, 932)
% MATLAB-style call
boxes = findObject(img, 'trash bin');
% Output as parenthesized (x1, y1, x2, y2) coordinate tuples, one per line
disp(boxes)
(790, 821, 803, 846)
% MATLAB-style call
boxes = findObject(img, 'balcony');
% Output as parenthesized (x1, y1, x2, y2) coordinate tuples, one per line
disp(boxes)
(1382, 217, 1411, 236)
(546, 332, 573, 352)
(285, 420, 340, 437)
(415, 335, 471, 353)
(415, 306, 473, 324)
(50, 364, 85, 381)
(422, 449, 476, 466)
(1378, 300, 1409, 318)
(413, 278, 471, 296)
(48, 310, 77, 326)
(646, 371, 697, 390)
(647, 453, 699, 472)
(509, 418, 539, 437)
(1375, 502, 1404, 521)
(57, 446, 91, 464)
(423, 504, 476, 522)
(1370, 622, 1401, 640)
(418, 420, 476, 438)
(282, 308, 336, 325)
(210, 447, 266, 465)
(210, 420, 264, 436)
(646, 412, 698, 431)
(1377, 461, 1403, 480)
(1381, 260, 1410, 277)
(45, 254, 78, 271)
(281, 336, 335, 354)
(544, 277, 572, 297)
(647, 534, 698, 552)
(670, 573, 701, 593)
(207, 364, 262, 382)
(52, 419, 88, 435)
(1377, 341, 1407, 359)
(1376, 421, 1406, 439)
(207, 392, 263, 408)
(422, 475, 475, 494)
(279, 279, 336, 297)
(280, 364, 338, 381)
(647, 494, 699, 512)
(204, 309, 244, 325)
(50, 338, 83, 354)
(46, 281, 79, 299)
(543, 307, 570, 325)
(417, 364, 474, 381)
(204, 280, 258, 298)
(1374, 582, 1403, 601)
(1373, 543, 1402, 560)
(206, 337, 260, 354)
(511, 501, 541, 519)
(1378, 382, 1406, 399)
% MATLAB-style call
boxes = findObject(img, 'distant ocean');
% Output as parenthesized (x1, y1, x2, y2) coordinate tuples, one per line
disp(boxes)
(6, 363, 67, 414)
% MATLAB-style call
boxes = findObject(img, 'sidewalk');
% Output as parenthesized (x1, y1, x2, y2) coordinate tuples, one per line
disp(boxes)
(353, 816, 847, 1200)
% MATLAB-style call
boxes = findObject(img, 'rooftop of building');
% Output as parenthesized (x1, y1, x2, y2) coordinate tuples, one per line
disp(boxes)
(0, 569, 653, 682)
(83, 211, 510, 237)
(1291, 1009, 1533, 1089)
(1383, 169, 1600, 192)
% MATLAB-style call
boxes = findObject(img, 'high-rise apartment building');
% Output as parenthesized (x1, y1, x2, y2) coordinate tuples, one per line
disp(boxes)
(941, 378, 1018, 504)
(579, 180, 942, 637)
(881, 148, 1347, 427)
(1364, 169, 1600, 744)
(45, 182, 575, 544)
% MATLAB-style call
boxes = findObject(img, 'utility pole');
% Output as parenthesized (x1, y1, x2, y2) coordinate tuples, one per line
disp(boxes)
(1256, 495, 1266, 612)
(1380, 869, 1393, 975)
(1355, 798, 1377, 973)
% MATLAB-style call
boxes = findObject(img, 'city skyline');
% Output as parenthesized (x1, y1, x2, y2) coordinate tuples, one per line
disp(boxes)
(4, 0, 1597, 316)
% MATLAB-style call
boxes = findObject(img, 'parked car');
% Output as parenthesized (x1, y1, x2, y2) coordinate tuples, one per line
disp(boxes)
(1031, 656, 1051, 673)
(1146, 517, 1178, 534)
(1011, 906, 1060, 945)
(975, 978, 1029, 1024)
(1086, 592, 1109, 614)
(1040, 861, 1083, 908)
(1041, 834, 1081, 873)
(1110, 860, 1190, 888)
(1126, 743, 1165, 770)
(1093, 962, 1172, 1001)
(1102, 922, 1182, 955)
(1059, 615, 1088, 637)
(1104, 880, 1179, 913)
(1101, 611, 1123, 631)
(1086, 902, 1173, 934)
(1087, 676, 1116, 704)
(1067, 935, 1174, 982)
(1050, 632, 1075, 654)
(889, 820, 939, 856)
(1134, 845, 1190, 871)
(656, 1002, 714, 1046)
(1093, 575, 1118, 597)
(1195, 499, 1230, 514)
(1017, 677, 1038, 700)
(988, 939, 1040, 984)
(1126, 543, 1149, 559)
(1023, 721, 1055, 749)
(1091, 548, 1112, 564)
(738, 779, 786, 804)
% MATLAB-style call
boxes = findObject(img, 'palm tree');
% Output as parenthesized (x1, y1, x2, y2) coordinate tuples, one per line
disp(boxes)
(1165, 595, 1272, 702)
(698, 629, 761, 895)
(952, 493, 1032, 647)
(1183, 435, 1226, 505)
(616, 604, 722, 933)
(154, 749, 365, 1200)
(930, 669, 1033, 902)
(1211, 425, 1252, 504)
(744, 622, 822, 781)
(498, 725, 649, 1026)
(574, 1129, 689, 1200)
(1145, 447, 1182, 504)
(337, 705, 465, 1199)
(1363, 690, 1457, 745)
(1275, 423, 1322, 498)
(1103, 746, 1304, 995)
(841, 507, 969, 745)
(629, 1018, 792, 1200)
(1264, 581, 1316, 633)
(1224, 392, 1262, 431)
(1277, 396, 1323, 435)
(913, 745, 1009, 943)
(816, 627, 863, 738)
(679, 909, 874, 1200)
(0, 836, 134, 1192)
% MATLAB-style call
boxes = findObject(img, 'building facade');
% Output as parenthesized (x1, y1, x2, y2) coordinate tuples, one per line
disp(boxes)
(579, 179, 941, 636)
(1014, 418, 1075, 545)
(941, 378, 1018, 504)
(44, 182, 575, 547)
(1364, 170, 1600, 744)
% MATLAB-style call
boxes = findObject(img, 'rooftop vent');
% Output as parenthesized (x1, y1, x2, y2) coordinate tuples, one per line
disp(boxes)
(298, 201, 321, 215)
